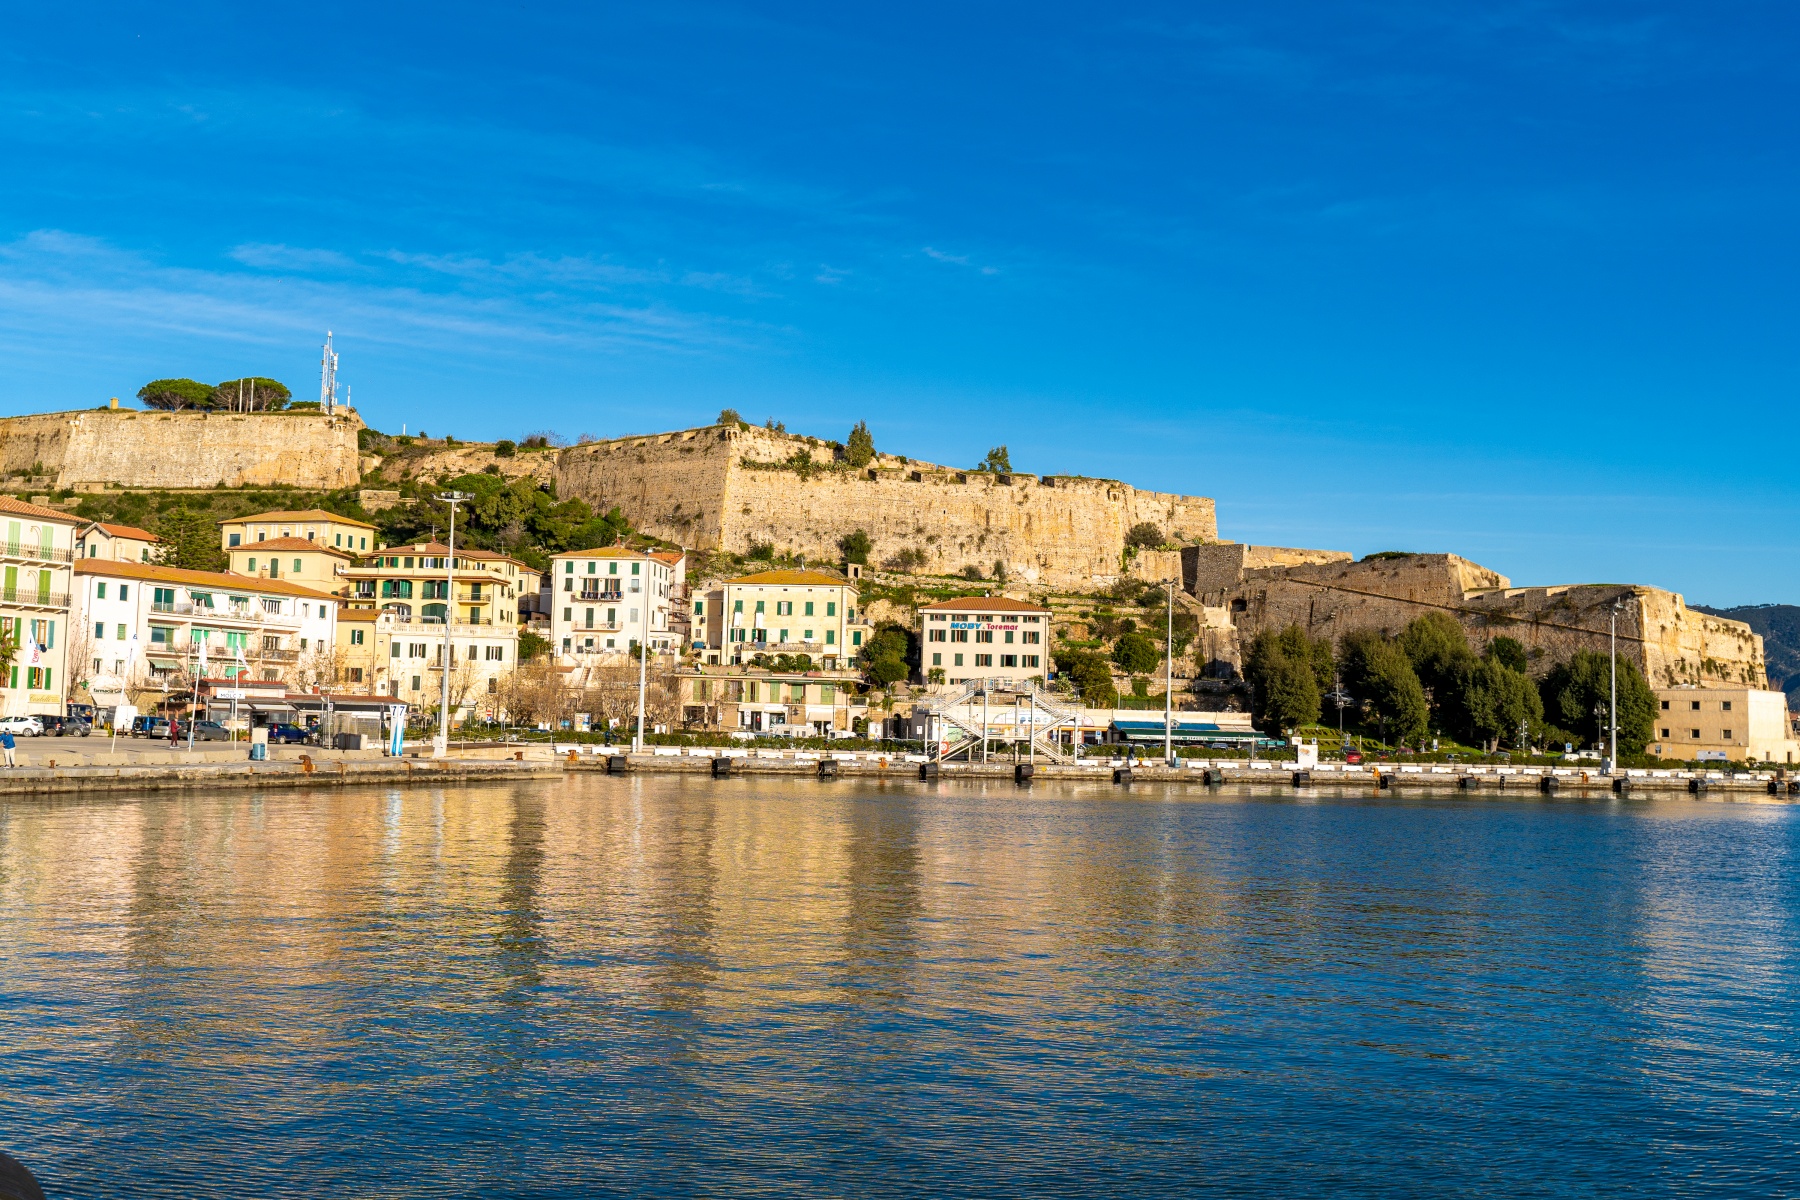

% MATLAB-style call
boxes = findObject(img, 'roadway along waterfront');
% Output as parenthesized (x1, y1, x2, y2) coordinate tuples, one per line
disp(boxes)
(3, 775, 1799, 1197)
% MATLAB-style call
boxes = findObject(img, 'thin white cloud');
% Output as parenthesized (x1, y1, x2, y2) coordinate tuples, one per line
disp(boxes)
(923, 246, 1000, 275)
(229, 243, 361, 272)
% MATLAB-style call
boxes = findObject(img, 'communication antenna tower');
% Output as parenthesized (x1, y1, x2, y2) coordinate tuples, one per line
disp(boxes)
(319, 331, 340, 415)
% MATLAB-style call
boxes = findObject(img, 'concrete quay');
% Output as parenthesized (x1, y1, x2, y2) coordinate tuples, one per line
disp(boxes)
(563, 747, 1798, 797)
(0, 741, 563, 797)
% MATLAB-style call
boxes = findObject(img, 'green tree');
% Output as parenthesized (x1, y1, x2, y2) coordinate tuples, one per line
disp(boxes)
(845, 420, 876, 467)
(137, 378, 216, 411)
(211, 377, 291, 411)
(860, 621, 915, 685)
(1540, 650, 1656, 753)
(1243, 626, 1329, 734)
(154, 507, 228, 571)
(1341, 629, 1430, 744)
(1459, 658, 1543, 749)
(493, 439, 517, 458)
(1114, 630, 1160, 674)
(1125, 522, 1164, 550)
(718, 408, 742, 427)
(517, 630, 549, 662)
(1054, 649, 1117, 708)
(1485, 636, 1529, 673)
(978, 446, 1011, 473)
(1398, 611, 1477, 732)
(838, 528, 872, 565)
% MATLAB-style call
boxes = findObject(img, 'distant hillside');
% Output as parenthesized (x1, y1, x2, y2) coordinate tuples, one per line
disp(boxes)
(1695, 604, 1800, 704)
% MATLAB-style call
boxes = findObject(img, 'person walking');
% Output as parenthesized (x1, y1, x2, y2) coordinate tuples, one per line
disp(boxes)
(2, 730, 15, 767)
(168, 716, 180, 747)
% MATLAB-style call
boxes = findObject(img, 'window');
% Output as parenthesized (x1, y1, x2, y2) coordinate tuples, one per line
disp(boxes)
(351, 629, 365, 645)
(115, 624, 125, 640)
(607, 563, 615, 575)
(1691, 701, 1701, 711)
(95, 621, 104, 639)
(953, 653, 963, 667)
(263, 598, 282, 613)
(152, 587, 176, 610)
(96, 583, 107, 600)
(929, 629, 947, 642)
(1723, 729, 1734, 740)
(776, 601, 791, 616)
(293, 559, 302, 574)
(852, 631, 862, 647)
(803, 630, 813, 641)
(228, 533, 241, 547)
(778, 629, 788, 643)
(562, 607, 572, 622)
(1023, 631, 1040, 644)
(1660, 700, 1670, 710)
(631, 563, 640, 575)
(694, 601, 705, 615)
(565, 561, 574, 574)
(826, 602, 836, 616)
(951, 629, 969, 642)
(360, 537, 367, 550)
(150, 627, 170, 645)
(1003, 631, 1014, 644)
(734, 600, 744, 613)
(1661, 728, 1671, 738)
(755, 601, 765, 614)
(411, 676, 421, 691)
(804, 601, 814, 616)
(821, 683, 835, 701)
(932, 652, 942, 666)
(247, 558, 257, 572)
(1692, 729, 1701, 738)
(1024, 655, 1040, 668)
(404, 557, 414, 568)
(975, 654, 993, 667)
(487, 678, 498, 694)
(825, 630, 835, 644)
(1001, 654, 1017, 668)
(1722, 701, 1733, 711)
(976, 630, 994, 643)
(119, 586, 127, 601)
(348, 667, 363, 683)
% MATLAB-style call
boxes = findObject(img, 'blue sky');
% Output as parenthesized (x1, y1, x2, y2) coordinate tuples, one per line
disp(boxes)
(2, 2, 1795, 605)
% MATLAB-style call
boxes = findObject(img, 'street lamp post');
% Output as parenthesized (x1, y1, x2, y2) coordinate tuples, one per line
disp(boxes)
(1607, 596, 1625, 775)
(1163, 577, 1176, 767)
(432, 491, 473, 757)
(633, 635, 648, 753)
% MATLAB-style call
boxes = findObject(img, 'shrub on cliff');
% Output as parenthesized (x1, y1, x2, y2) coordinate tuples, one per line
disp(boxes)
(845, 421, 876, 467)
(1113, 631, 1160, 674)
(494, 440, 516, 457)
(1125, 522, 1164, 550)
(977, 446, 1011, 473)
(137, 378, 215, 411)
(838, 529, 872, 565)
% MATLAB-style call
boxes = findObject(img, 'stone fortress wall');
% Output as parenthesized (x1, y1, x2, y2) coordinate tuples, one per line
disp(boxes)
(1200, 548, 1768, 690)
(0, 408, 364, 491)
(553, 424, 1218, 589)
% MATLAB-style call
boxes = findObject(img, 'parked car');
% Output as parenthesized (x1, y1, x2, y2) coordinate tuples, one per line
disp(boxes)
(0, 715, 43, 737)
(265, 723, 310, 744)
(189, 720, 233, 742)
(40, 716, 92, 737)
(132, 715, 170, 739)
(1344, 748, 1364, 765)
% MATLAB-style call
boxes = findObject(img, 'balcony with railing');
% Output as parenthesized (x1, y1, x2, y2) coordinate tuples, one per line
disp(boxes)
(0, 587, 69, 609)
(148, 600, 305, 628)
(2, 542, 73, 564)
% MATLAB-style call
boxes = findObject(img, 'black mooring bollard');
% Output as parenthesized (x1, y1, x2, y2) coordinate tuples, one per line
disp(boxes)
(0, 1151, 46, 1200)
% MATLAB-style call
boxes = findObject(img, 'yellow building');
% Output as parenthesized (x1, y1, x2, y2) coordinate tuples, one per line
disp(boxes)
(78, 521, 161, 564)
(0, 498, 82, 717)
(1647, 686, 1799, 764)
(227, 537, 355, 595)
(219, 509, 378, 555)
(701, 568, 870, 668)
(332, 605, 515, 719)
(341, 540, 530, 626)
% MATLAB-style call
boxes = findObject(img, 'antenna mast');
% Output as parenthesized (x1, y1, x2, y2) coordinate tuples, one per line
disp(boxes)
(319, 331, 339, 415)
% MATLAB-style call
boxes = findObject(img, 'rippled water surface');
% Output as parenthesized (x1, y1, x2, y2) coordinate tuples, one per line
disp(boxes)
(3, 776, 1799, 1197)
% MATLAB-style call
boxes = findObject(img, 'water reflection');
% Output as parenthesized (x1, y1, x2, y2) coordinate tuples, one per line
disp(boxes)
(1, 779, 1798, 1197)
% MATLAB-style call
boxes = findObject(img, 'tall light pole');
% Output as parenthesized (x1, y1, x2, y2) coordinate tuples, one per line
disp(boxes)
(1607, 595, 1625, 775)
(1163, 577, 1176, 767)
(433, 491, 472, 757)
(633, 629, 648, 752)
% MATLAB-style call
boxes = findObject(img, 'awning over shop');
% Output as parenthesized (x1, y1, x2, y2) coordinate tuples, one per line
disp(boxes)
(147, 656, 181, 670)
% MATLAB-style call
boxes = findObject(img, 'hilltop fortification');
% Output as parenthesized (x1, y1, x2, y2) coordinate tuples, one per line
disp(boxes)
(1198, 547, 1768, 689)
(552, 424, 1217, 588)
(0, 408, 364, 490)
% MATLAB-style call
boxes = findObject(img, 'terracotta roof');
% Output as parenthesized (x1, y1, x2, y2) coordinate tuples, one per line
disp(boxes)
(649, 550, 685, 564)
(918, 596, 1051, 612)
(235, 536, 353, 557)
(373, 542, 528, 566)
(337, 608, 381, 621)
(75, 559, 342, 603)
(87, 522, 161, 541)
(219, 508, 376, 529)
(0, 496, 80, 522)
(727, 569, 853, 587)
(553, 546, 648, 560)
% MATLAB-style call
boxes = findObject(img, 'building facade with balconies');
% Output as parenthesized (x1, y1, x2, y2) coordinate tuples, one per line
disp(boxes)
(916, 596, 1051, 686)
(340, 541, 532, 630)
(227, 536, 355, 595)
(73, 560, 339, 708)
(549, 547, 676, 656)
(333, 607, 513, 721)
(698, 568, 871, 668)
(0, 498, 82, 717)
(79, 521, 160, 564)
(219, 509, 378, 556)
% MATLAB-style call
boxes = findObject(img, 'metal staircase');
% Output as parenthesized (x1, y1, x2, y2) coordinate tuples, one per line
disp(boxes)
(923, 680, 1082, 764)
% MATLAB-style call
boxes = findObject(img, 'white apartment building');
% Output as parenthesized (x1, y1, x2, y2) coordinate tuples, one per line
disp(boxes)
(74, 561, 339, 706)
(0, 498, 82, 717)
(336, 608, 514, 722)
(79, 521, 161, 563)
(917, 596, 1051, 686)
(550, 547, 676, 656)
(697, 568, 870, 667)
